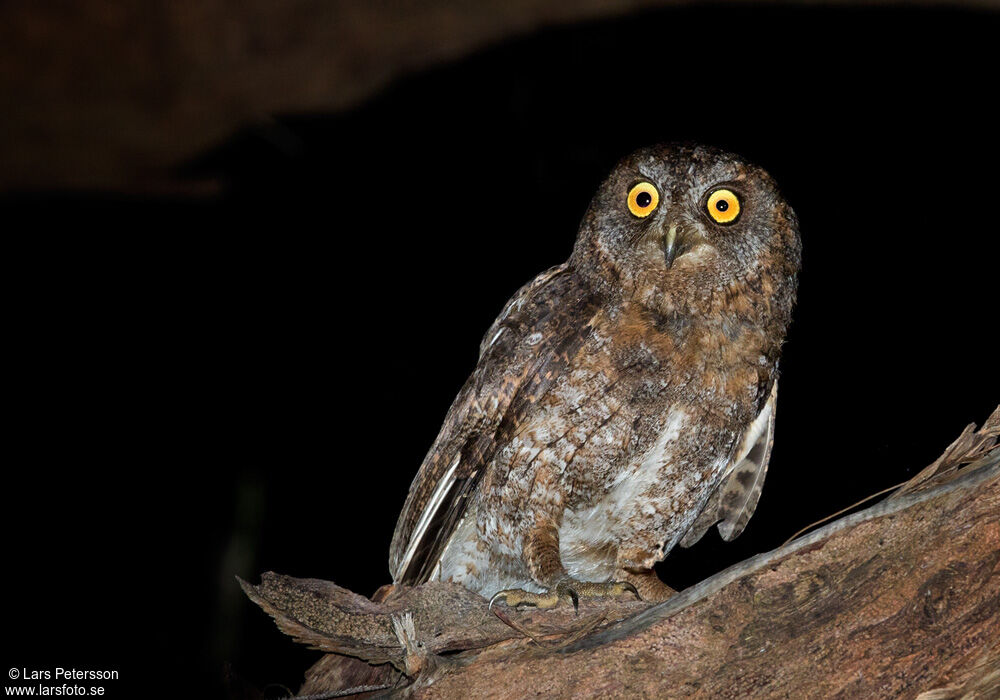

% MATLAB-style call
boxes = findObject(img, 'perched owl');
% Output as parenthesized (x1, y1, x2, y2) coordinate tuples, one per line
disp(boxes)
(389, 144, 801, 608)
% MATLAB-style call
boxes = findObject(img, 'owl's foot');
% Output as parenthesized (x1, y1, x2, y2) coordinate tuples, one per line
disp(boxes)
(489, 577, 640, 613)
(489, 587, 567, 612)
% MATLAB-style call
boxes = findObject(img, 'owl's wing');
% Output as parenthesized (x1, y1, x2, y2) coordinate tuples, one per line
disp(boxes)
(389, 263, 598, 585)
(679, 380, 778, 548)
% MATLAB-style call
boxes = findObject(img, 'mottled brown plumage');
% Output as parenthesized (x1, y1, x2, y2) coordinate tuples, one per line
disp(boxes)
(390, 144, 801, 606)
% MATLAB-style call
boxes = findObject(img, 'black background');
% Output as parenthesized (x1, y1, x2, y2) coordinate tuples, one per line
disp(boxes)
(4, 5, 999, 699)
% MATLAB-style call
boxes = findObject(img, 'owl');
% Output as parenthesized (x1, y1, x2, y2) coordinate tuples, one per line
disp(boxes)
(389, 144, 801, 608)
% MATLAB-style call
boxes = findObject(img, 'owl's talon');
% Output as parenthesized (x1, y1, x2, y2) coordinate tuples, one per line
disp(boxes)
(488, 578, 639, 615)
(489, 588, 561, 612)
(620, 581, 641, 600)
(554, 580, 580, 612)
(561, 578, 642, 603)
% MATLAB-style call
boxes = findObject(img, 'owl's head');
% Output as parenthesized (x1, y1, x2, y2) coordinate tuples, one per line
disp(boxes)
(571, 144, 801, 319)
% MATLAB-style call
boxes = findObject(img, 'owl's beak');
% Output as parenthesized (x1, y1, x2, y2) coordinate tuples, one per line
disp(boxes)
(661, 223, 687, 268)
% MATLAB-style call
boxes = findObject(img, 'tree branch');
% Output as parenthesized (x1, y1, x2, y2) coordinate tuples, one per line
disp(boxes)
(3, 1, 996, 191)
(243, 407, 999, 699)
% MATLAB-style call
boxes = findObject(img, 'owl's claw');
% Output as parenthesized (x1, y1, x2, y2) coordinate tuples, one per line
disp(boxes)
(556, 580, 581, 612)
(488, 578, 639, 614)
(615, 580, 642, 600)
(488, 587, 566, 612)
(565, 579, 640, 603)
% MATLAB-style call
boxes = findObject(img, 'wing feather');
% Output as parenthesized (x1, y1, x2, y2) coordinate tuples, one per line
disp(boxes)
(717, 382, 777, 541)
(389, 264, 598, 585)
(678, 482, 722, 549)
(679, 380, 778, 548)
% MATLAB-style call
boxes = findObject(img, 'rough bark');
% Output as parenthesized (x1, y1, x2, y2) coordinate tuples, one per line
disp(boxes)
(3, 0, 998, 192)
(242, 408, 1000, 699)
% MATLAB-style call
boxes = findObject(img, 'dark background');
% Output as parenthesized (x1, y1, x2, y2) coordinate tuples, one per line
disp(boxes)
(4, 5, 998, 699)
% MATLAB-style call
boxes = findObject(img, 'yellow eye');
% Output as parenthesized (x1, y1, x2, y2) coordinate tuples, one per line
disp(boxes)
(706, 188, 741, 224)
(627, 182, 660, 218)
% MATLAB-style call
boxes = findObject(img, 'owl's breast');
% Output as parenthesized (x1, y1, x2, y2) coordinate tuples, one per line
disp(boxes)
(554, 310, 770, 574)
(558, 401, 737, 576)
